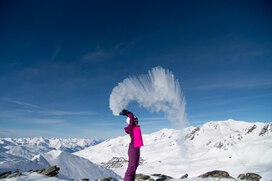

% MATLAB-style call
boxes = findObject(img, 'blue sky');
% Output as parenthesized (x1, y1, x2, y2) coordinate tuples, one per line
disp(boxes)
(0, 0, 271, 139)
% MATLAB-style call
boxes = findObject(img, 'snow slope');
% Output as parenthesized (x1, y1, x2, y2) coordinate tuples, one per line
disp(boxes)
(75, 119, 272, 181)
(42, 150, 121, 180)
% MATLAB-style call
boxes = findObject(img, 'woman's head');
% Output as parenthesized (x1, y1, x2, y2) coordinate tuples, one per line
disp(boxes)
(120, 109, 129, 116)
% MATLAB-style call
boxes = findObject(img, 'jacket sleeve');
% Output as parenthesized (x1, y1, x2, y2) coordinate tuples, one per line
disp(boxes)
(124, 113, 135, 134)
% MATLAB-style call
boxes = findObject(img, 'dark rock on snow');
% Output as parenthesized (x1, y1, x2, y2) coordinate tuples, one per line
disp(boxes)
(96, 177, 118, 181)
(185, 127, 200, 140)
(246, 125, 257, 134)
(238, 173, 262, 181)
(0, 170, 22, 179)
(30, 169, 45, 174)
(101, 156, 144, 169)
(151, 173, 173, 181)
(29, 166, 59, 177)
(0, 171, 12, 179)
(180, 173, 188, 179)
(7, 170, 22, 178)
(198, 170, 233, 179)
(41, 165, 60, 177)
(136, 173, 151, 180)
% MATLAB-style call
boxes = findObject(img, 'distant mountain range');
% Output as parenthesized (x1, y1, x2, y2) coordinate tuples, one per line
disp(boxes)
(0, 137, 122, 180)
(1, 119, 271, 180)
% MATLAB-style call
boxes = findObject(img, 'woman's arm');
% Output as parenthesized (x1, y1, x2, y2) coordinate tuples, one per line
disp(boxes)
(124, 113, 135, 133)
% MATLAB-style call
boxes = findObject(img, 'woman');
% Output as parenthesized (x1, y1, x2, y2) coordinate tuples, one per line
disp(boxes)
(120, 109, 143, 181)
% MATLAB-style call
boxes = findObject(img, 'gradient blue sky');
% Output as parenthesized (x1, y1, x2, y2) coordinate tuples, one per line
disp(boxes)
(0, 0, 271, 139)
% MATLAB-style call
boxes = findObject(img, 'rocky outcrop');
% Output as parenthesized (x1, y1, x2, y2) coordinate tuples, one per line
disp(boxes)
(30, 165, 60, 177)
(101, 157, 144, 168)
(198, 170, 233, 179)
(185, 127, 200, 140)
(7, 170, 21, 178)
(180, 173, 188, 179)
(136, 173, 151, 180)
(95, 177, 118, 181)
(0, 170, 21, 179)
(151, 173, 173, 181)
(259, 124, 272, 136)
(238, 173, 262, 181)
(40, 165, 60, 177)
(0, 171, 12, 179)
(246, 125, 257, 134)
(101, 157, 128, 168)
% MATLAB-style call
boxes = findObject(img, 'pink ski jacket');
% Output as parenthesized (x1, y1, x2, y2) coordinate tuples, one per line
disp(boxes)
(124, 112, 144, 148)
(133, 126, 144, 148)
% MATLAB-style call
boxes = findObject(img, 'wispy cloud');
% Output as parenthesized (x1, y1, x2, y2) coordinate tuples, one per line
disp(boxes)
(188, 79, 272, 91)
(39, 110, 98, 116)
(81, 44, 123, 63)
(0, 98, 98, 117)
(29, 118, 66, 125)
(0, 98, 41, 108)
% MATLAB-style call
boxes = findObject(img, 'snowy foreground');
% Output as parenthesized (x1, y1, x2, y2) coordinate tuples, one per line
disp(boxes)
(0, 172, 238, 181)
(1, 119, 272, 181)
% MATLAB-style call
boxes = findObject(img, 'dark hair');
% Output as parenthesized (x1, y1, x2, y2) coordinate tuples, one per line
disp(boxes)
(120, 109, 129, 116)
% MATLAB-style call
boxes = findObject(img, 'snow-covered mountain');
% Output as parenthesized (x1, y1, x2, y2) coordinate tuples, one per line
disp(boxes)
(0, 137, 101, 162)
(75, 119, 272, 181)
(0, 137, 101, 156)
(1, 119, 271, 180)
(42, 150, 121, 180)
(0, 137, 121, 180)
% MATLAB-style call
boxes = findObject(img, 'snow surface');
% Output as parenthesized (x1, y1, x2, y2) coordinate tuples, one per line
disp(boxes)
(75, 119, 272, 181)
(0, 172, 236, 181)
(0, 172, 68, 181)
(42, 150, 121, 180)
(1, 119, 271, 181)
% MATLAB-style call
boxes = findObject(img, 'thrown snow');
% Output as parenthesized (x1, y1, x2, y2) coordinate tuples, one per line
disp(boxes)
(109, 66, 186, 126)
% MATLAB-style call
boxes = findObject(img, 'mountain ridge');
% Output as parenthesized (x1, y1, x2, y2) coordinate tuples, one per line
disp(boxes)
(75, 119, 272, 180)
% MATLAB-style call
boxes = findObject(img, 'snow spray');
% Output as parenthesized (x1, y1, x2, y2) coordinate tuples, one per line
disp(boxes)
(109, 66, 186, 128)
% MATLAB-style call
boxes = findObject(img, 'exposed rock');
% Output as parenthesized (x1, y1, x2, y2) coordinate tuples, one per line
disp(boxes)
(180, 173, 188, 179)
(214, 142, 224, 149)
(82, 179, 89, 181)
(0, 171, 12, 179)
(96, 177, 118, 181)
(238, 173, 262, 181)
(246, 125, 257, 134)
(151, 174, 173, 181)
(41, 165, 60, 177)
(7, 170, 22, 178)
(259, 125, 269, 136)
(101, 157, 144, 168)
(198, 170, 233, 179)
(259, 125, 270, 136)
(30, 169, 45, 174)
(185, 127, 200, 140)
(101, 157, 127, 168)
(136, 173, 151, 180)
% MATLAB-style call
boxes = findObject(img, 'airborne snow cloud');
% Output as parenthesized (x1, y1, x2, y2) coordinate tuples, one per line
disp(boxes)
(109, 66, 186, 127)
